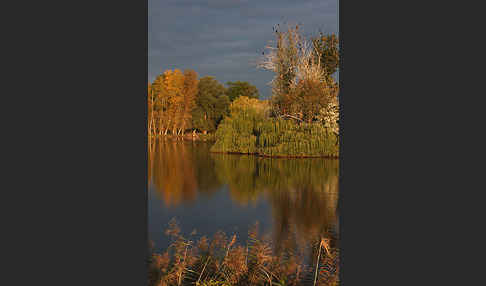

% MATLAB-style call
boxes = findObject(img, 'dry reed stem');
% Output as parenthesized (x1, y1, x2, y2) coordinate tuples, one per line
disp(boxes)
(197, 256, 211, 285)
(313, 238, 323, 286)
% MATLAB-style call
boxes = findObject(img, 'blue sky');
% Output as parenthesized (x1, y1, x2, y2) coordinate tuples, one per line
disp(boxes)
(149, 0, 338, 99)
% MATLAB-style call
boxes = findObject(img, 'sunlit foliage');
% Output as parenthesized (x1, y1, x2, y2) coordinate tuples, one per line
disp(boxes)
(149, 69, 199, 136)
(258, 24, 339, 126)
(211, 96, 338, 157)
(149, 73, 262, 138)
(211, 97, 269, 154)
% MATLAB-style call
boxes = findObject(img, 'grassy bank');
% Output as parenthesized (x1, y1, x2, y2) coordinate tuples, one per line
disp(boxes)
(149, 220, 339, 286)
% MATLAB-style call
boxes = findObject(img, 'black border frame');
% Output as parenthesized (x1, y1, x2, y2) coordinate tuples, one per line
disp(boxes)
(12, 0, 468, 285)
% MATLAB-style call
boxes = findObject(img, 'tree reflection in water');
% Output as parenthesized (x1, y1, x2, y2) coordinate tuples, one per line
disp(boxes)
(148, 139, 339, 256)
(211, 153, 339, 258)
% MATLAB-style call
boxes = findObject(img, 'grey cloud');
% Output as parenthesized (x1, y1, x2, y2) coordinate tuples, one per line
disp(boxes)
(149, 0, 338, 98)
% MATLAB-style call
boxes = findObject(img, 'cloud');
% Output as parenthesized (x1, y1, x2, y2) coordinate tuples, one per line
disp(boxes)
(149, 0, 338, 98)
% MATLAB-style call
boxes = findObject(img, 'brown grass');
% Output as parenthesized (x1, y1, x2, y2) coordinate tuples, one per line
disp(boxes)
(148, 219, 339, 286)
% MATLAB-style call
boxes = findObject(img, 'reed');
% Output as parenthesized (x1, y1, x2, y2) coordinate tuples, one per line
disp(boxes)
(149, 219, 339, 286)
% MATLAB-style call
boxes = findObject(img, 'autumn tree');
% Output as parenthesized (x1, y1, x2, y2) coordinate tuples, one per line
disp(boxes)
(148, 69, 200, 136)
(148, 83, 155, 135)
(151, 74, 168, 136)
(258, 24, 339, 125)
(179, 69, 198, 135)
(192, 76, 230, 134)
(225, 81, 259, 101)
(258, 24, 300, 116)
(311, 33, 339, 82)
(162, 69, 185, 135)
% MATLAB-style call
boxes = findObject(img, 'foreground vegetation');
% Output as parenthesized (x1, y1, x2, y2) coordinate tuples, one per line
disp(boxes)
(149, 220, 339, 286)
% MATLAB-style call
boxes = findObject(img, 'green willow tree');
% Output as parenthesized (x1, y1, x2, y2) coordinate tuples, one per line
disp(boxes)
(211, 96, 339, 157)
(211, 96, 268, 154)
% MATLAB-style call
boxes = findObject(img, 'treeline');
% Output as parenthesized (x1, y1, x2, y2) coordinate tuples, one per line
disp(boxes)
(210, 24, 340, 157)
(148, 71, 259, 137)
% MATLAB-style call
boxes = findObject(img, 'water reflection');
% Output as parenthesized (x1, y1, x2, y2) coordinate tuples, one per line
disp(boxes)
(149, 138, 199, 206)
(149, 139, 339, 253)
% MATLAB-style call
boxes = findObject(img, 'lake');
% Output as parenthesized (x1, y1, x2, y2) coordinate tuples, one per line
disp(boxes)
(148, 138, 339, 255)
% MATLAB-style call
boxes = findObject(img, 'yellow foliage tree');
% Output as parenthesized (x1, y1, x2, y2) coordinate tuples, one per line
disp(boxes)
(149, 69, 199, 136)
(180, 69, 198, 135)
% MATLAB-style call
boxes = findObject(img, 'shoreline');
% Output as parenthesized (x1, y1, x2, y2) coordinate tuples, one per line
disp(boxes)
(210, 150, 339, 159)
(150, 135, 339, 158)
(149, 134, 215, 142)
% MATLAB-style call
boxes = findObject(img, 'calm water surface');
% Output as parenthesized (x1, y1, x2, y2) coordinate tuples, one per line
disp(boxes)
(148, 139, 339, 253)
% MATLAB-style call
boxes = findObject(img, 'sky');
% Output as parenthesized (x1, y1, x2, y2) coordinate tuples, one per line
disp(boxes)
(149, 0, 338, 99)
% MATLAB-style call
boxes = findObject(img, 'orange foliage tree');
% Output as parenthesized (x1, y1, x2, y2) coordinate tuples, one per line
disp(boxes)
(148, 69, 199, 136)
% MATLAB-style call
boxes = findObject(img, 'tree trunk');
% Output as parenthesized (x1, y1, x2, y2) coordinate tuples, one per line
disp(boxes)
(181, 123, 186, 136)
